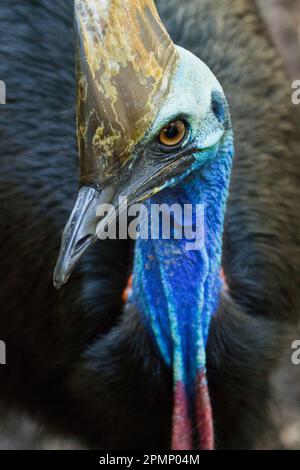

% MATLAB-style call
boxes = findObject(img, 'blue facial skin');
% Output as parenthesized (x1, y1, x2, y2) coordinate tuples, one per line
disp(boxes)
(129, 131, 234, 400)
(123, 48, 235, 426)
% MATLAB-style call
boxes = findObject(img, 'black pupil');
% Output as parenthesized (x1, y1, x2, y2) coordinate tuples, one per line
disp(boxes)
(164, 123, 179, 139)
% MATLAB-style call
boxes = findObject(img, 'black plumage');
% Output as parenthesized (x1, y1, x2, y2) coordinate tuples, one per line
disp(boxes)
(0, 0, 299, 449)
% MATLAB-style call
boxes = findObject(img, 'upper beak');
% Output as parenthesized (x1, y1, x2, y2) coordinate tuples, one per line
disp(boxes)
(53, 150, 198, 289)
(53, 185, 115, 289)
(53, 158, 171, 289)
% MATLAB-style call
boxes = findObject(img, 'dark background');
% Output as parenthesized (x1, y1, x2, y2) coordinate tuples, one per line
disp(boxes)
(0, 0, 299, 450)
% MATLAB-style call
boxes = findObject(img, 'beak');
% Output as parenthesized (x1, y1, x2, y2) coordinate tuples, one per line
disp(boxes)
(55, 0, 179, 289)
(53, 156, 175, 289)
(53, 185, 115, 289)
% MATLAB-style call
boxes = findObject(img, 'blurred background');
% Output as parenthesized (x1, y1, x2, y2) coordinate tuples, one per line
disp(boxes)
(253, 0, 300, 449)
(0, 0, 300, 450)
(259, 0, 300, 79)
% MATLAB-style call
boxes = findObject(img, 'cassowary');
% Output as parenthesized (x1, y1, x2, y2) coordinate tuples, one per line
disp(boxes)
(0, 0, 300, 450)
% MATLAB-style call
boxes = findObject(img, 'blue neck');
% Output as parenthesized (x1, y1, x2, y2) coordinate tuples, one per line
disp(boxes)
(129, 133, 234, 396)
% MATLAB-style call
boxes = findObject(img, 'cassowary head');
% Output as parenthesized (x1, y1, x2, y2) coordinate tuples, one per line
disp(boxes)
(54, 0, 233, 450)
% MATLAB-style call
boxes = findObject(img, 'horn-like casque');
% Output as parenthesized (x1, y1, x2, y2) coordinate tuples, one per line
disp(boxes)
(75, 0, 179, 186)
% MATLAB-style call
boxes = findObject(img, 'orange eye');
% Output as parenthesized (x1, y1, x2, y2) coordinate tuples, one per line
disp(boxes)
(158, 120, 186, 147)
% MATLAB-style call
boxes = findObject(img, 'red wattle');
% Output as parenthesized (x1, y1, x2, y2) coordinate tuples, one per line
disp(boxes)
(196, 370, 214, 450)
(172, 381, 193, 450)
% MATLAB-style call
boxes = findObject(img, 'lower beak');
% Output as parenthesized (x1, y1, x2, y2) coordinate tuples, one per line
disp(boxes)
(53, 185, 115, 289)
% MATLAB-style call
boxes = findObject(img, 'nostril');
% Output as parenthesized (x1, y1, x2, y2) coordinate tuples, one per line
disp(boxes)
(74, 234, 93, 254)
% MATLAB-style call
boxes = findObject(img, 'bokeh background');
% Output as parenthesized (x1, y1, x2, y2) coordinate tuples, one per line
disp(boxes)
(0, 0, 300, 449)
(254, 0, 300, 449)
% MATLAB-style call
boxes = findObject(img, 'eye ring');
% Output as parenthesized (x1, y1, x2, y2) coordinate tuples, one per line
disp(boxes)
(158, 120, 187, 148)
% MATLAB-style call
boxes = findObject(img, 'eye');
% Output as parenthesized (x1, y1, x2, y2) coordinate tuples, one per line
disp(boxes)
(158, 120, 187, 148)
